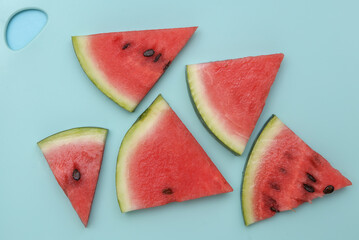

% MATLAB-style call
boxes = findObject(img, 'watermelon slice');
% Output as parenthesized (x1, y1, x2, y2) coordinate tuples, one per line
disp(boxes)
(116, 95, 233, 212)
(38, 127, 108, 226)
(72, 27, 197, 112)
(242, 115, 351, 225)
(186, 54, 284, 155)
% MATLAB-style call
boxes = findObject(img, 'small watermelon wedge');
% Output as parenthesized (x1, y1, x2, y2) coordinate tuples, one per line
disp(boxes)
(242, 115, 351, 225)
(38, 127, 108, 226)
(187, 54, 284, 155)
(116, 95, 233, 212)
(72, 27, 197, 112)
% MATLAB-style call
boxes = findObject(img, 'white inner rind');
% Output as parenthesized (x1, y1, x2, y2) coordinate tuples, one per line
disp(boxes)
(241, 116, 284, 225)
(186, 64, 247, 155)
(72, 36, 138, 112)
(38, 127, 108, 154)
(116, 95, 170, 212)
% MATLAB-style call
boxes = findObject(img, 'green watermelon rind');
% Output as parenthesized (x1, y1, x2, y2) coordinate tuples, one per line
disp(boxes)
(37, 127, 108, 153)
(186, 64, 247, 155)
(241, 115, 284, 226)
(72, 36, 138, 112)
(116, 94, 169, 212)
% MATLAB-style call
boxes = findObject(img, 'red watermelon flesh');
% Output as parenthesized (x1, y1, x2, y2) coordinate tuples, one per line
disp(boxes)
(38, 128, 108, 226)
(116, 95, 233, 212)
(72, 27, 197, 112)
(187, 54, 284, 155)
(242, 115, 351, 225)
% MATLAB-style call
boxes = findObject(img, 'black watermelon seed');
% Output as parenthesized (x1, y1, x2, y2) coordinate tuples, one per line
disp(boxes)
(323, 185, 334, 194)
(306, 173, 317, 183)
(270, 206, 280, 213)
(163, 61, 171, 71)
(162, 188, 173, 195)
(143, 49, 155, 57)
(303, 183, 315, 193)
(279, 167, 287, 174)
(122, 43, 130, 50)
(154, 53, 162, 62)
(72, 169, 81, 181)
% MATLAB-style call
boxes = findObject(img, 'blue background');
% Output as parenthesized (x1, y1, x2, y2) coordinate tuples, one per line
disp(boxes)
(0, 0, 358, 239)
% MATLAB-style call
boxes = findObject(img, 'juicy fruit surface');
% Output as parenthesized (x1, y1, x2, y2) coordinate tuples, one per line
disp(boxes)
(242, 116, 351, 225)
(38, 128, 107, 226)
(116, 95, 232, 212)
(73, 27, 197, 112)
(187, 54, 284, 154)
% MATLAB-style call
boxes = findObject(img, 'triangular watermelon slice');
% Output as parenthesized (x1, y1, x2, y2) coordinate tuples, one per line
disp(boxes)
(116, 95, 233, 212)
(186, 54, 284, 155)
(242, 115, 351, 225)
(72, 27, 197, 112)
(38, 127, 108, 226)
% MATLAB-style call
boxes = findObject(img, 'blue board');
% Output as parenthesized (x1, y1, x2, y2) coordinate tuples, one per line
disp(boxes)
(0, 0, 358, 239)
